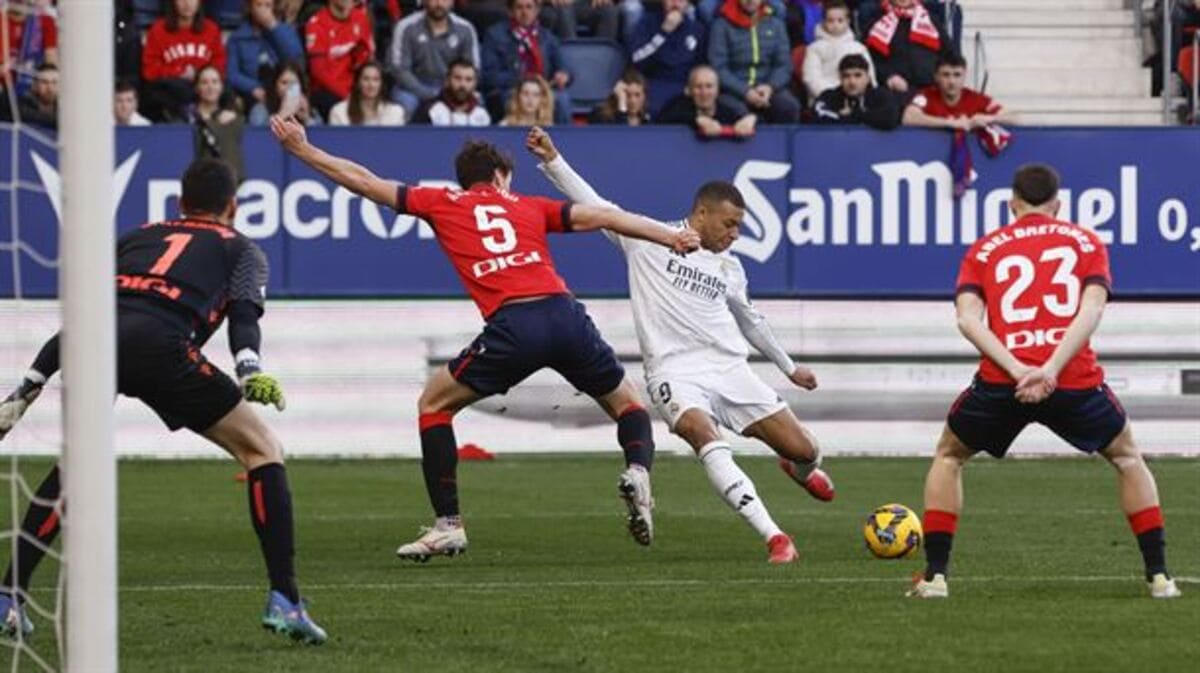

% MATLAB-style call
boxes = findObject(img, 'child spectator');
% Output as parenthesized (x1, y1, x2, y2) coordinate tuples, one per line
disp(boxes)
(414, 59, 492, 126)
(589, 69, 652, 125)
(658, 64, 756, 138)
(499, 74, 555, 126)
(708, 0, 799, 123)
(189, 65, 245, 182)
(225, 0, 304, 109)
(248, 61, 322, 125)
(812, 53, 896, 129)
(114, 79, 153, 126)
(328, 61, 406, 125)
(628, 0, 705, 116)
(142, 0, 227, 122)
(803, 0, 874, 101)
(305, 0, 375, 119)
(865, 0, 949, 105)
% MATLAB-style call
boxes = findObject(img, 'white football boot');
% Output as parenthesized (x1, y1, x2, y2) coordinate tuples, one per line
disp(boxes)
(395, 524, 468, 562)
(1148, 573, 1182, 599)
(907, 573, 949, 599)
(618, 465, 654, 546)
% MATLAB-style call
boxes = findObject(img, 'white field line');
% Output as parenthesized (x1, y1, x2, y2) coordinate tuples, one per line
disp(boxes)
(108, 575, 1200, 593)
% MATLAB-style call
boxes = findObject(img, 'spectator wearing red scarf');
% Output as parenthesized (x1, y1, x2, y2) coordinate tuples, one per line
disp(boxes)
(481, 0, 572, 124)
(865, 0, 949, 106)
(305, 0, 375, 119)
(141, 0, 227, 122)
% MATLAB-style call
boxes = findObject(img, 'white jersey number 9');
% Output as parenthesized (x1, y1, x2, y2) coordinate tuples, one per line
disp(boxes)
(475, 205, 518, 254)
(995, 246, 1080, 324)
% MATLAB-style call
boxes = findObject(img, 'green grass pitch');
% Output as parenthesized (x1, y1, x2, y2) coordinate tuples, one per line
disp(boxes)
(2, 455, 1197, 672)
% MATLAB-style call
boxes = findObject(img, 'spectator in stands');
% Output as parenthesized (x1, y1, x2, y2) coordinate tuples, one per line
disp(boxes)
(305, 0, 375, 119)
(802, 1, 874, 102)
(115, 3, 143, 87)
(225, 0, 304, 109)
(482, 0, 572, 124)
(902, 53, 1014, 133)
(628, 0, 706, 116)
(812, 53, 896, 128)
(414, 59, 492, 125)
(499, 73, 555, 125)
(188, 65, 245, 182)
(16, 63, 58, 131)
(114, 79, 153, 126)
(329, 61, 407, 125)
(142, 0, 227, 122)
(387, 0, 480, 119)
(865, 0, 949, 106)
(248, 61, 323, 125)
(708, 0, 799, 123)
(2, 1, 58, 97)
(658, 64, 756, 137)
(590, 69, 652, 125)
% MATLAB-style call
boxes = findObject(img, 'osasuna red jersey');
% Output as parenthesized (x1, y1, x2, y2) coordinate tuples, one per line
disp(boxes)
(911, 85, 1001, 119)
(956, 213, 1112, 389)
(396, 184, 573, 318)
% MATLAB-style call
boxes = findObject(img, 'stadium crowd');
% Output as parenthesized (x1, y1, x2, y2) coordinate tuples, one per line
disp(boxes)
(0, 0, 1007, 135)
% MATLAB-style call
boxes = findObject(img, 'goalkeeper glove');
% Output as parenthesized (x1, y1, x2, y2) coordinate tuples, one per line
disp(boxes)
(236, 357, 286, 411)
(0, 374, 46, 442)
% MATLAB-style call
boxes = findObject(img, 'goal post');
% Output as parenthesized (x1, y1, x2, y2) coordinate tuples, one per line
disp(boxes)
(58, 0, 117, 670)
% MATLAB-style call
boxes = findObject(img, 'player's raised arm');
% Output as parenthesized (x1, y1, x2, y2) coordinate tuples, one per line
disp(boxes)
(955, 291, 1031, 384)
(269, 115, 401, 209)
(527, 127, 618, 210)
(0, 332, 60, 441)
(1015, 284, 1109, 404)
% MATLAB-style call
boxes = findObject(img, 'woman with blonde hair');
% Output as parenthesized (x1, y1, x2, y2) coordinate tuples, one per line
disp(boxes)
(499, 74, 555, 127)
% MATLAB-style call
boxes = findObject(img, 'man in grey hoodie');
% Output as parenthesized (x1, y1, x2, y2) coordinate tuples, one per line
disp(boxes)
(388, 0, 481, 118)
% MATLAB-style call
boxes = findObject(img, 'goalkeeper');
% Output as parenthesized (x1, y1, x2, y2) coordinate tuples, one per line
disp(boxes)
(0, 159, 326, 644)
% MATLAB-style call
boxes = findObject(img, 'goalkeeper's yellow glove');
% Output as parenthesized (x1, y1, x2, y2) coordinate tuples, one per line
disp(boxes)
(241, 372, 286, 411)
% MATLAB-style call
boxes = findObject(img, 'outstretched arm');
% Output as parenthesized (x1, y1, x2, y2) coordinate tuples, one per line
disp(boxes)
(527, 127, 618, 210)
(0, 332, 60, 441)
(269, 115, 401, 208)
(1015, 284, 1108, 404)
(569, 205, 699, 254)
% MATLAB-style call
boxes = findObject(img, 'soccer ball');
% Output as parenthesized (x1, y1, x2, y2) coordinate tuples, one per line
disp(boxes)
(863, 504, 923, 559)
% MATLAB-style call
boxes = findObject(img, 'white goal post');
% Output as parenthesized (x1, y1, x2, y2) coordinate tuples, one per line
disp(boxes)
(59, 0, 116, 670)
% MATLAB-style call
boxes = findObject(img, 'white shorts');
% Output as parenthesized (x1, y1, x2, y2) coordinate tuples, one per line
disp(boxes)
(645, 363, 788, 435)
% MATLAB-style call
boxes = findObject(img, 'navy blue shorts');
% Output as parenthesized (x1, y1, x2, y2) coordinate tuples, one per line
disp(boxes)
(947, 378, 1128, 458)
(447, 295, 626, 399)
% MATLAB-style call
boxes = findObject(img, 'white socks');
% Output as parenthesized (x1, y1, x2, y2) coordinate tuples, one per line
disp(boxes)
(698, 441, 782, 541)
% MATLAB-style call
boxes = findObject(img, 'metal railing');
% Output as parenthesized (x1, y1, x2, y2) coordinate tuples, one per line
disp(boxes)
(1190, 30, 1199, 123)
(1163, 0, 1174, 122)
(972, 30, 990, 93)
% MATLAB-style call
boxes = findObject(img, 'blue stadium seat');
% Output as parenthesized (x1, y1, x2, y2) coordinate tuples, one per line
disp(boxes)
(205, 0, 246, 31)
(561, 39, 627, 115)
(132, 0, 162, 29)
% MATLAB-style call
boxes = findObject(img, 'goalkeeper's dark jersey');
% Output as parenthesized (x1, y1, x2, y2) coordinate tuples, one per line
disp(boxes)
(116, 218, 267, 347)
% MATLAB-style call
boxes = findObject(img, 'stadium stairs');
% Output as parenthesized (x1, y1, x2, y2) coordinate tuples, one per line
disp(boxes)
(964, 0, 1164, 125)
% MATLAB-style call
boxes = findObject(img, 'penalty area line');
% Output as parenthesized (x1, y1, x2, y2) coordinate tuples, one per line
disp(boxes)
(115, 575, 1200, 593)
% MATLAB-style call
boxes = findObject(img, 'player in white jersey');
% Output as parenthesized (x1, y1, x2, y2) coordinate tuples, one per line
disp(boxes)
(526, 128, 835, 564)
